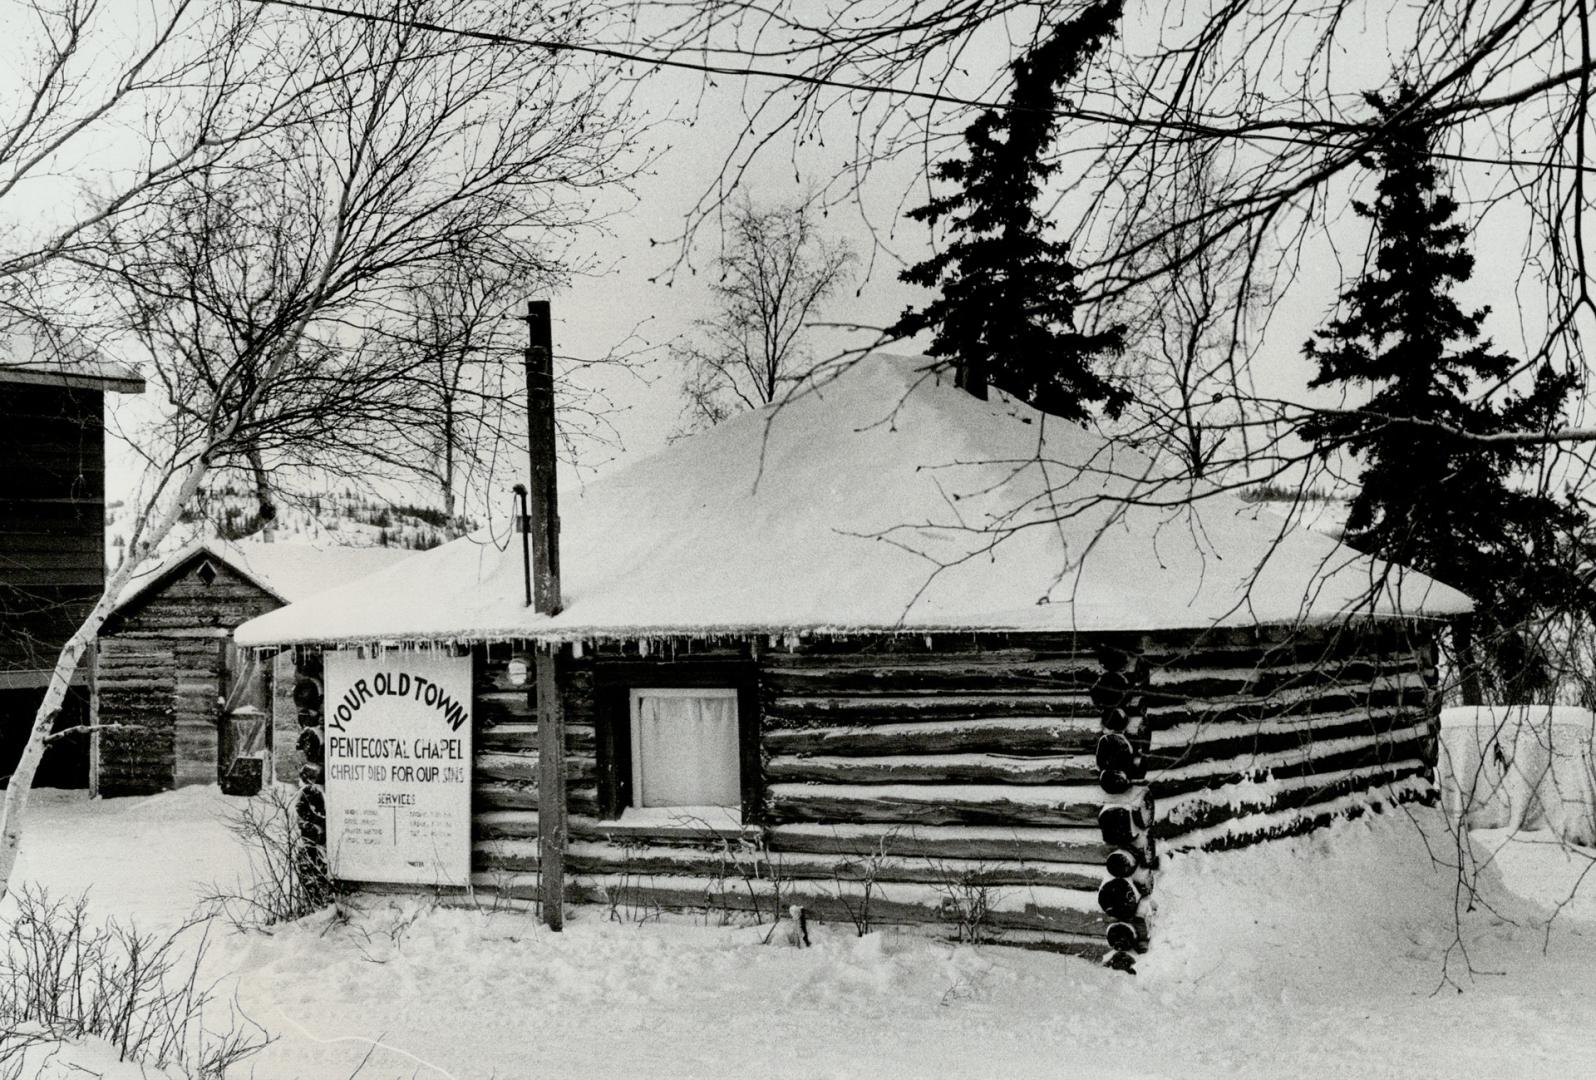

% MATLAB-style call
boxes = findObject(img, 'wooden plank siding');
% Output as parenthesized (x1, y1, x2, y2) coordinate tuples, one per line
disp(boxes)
(0, 383, 109, 787)
(95, 556, 281, 794)
(0, 384, 106, 679)
(94, 637, 178, 796)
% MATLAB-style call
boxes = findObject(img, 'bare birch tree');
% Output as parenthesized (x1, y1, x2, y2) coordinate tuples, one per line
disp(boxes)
(676, 196, 855, 433)
(1114, 147, 1270, 482)
(376, 263, 531, 522)
(0, 0, 642, 897)
(0, 0, 323, 298)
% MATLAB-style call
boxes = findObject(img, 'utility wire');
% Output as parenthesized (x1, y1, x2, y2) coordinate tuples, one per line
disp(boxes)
(251, 0, 1596, 177)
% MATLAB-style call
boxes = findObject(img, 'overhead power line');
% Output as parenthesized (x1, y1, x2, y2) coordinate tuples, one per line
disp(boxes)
(250, 0, 1013, 111)
(251, 0, 1596, 177)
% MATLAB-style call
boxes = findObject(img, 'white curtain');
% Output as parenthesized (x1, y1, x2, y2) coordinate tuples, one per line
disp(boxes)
(635, 693, 740, 808)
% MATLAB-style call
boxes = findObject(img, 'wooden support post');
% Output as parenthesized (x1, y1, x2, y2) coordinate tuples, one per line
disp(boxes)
(524, 299, 567, 930)
(537, 645, 566, 929)
(524, 301, 560, 614)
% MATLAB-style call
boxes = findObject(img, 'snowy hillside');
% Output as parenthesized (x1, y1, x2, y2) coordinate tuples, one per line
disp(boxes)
(104, 483, 475, 569)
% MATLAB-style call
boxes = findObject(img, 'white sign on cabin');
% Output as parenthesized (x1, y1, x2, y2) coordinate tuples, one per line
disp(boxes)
(323, 650, 473, 886)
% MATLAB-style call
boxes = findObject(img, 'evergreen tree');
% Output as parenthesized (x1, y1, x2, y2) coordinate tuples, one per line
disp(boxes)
(890, 2, 1126, 422)
(1303, 84, 1583, 699)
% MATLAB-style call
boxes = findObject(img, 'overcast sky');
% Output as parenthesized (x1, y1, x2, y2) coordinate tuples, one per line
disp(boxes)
(8, 1, 1568, 524)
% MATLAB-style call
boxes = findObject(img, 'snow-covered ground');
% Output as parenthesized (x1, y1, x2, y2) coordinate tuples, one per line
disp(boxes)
(8, 788, 1596, 1078)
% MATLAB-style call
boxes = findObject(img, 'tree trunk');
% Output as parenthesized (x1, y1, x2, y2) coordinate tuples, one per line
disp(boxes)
(442, 393, 456, 520)
(248, 446, 276, 527)
(955, 357, 988, 401)
(1453, 616, 1484, 706)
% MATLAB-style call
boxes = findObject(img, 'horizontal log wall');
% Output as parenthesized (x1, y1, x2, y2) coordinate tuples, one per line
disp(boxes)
(465, 635, 1147, 963)
(763, 637, 1151, 966)
(93, 637, 177, 796)
(96, 556, 280, 794)
(368, 624, 1437, 970)
(1139, 622, 1440, 852)
(471, 646, 596, 817)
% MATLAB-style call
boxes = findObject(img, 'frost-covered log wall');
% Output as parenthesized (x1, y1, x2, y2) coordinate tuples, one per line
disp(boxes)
(468, 636, 1153, 969)
(758, 635, 1148, 968)
(1140, 623, 1440, 852)
(295, 621, 1439, 973)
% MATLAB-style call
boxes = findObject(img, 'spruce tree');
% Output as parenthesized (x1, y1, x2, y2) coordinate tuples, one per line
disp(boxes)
(1303, 84, 1583, 699)
(890, 2, 1126, 422)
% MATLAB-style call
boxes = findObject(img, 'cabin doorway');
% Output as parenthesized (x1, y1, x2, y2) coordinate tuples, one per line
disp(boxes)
(218, 641, 269, 794)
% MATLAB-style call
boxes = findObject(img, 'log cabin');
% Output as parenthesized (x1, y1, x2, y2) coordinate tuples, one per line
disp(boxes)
(1, 341, 143, 788)
(95, 539, 414, 796)
(235, 353, 1470, 969)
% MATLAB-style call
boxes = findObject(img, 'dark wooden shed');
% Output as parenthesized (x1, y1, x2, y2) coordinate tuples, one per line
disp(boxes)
(95, 539, 413, 795)
(238, 355, 1470, 969)
(1, 343, 143, 788)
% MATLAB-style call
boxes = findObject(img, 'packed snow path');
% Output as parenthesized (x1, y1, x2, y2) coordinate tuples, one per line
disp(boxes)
(11, 788, 1596, 1079)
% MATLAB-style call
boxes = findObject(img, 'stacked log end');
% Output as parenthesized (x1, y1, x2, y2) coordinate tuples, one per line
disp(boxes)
(1092, 642, 1153, 973)
(291, 648, 330, 901)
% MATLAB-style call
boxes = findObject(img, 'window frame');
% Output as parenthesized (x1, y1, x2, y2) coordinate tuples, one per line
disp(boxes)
(627, 686, 741, 815)
(593, 660, 762, 826)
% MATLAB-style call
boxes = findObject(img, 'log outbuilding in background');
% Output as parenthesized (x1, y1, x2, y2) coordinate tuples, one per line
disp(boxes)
(95, 539, 413, 796)
(235, 353, 1469, 971)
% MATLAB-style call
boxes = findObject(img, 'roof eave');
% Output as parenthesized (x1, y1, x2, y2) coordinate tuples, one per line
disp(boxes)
(0, 366, 145, 394)
(235, 603, 1472, 651)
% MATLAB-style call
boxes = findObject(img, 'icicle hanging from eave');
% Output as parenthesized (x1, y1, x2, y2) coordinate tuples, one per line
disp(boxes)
(244, 615, 1124, 664)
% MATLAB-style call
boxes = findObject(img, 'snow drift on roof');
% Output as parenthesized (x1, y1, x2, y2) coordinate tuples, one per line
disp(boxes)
(115, 538, 417, 612)
(236, 354, 1472, 646)
(0, 327, 143, 392)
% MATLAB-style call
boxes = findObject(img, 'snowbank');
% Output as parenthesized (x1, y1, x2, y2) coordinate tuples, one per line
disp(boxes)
(13, 790, 1596, 1078)
(1438, 706, 1596, 845)
(1146, 805, 1470, 986)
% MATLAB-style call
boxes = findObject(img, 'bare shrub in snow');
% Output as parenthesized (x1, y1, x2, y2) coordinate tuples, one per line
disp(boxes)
(592, 838, 653, 924)
(709, 830, 787, 927)
(592, 857, 663, 926)
(340, 900, 438, 967)
(204, 785, 337, 931)
(0, 887, 271, 1077)
(927, 861, 1002, 944)
(763, 905, 811, 948)
(641, 816, 787, 927)
(471, 867, 534, 918)
(831, 826, 901, 937)
(939, 969, 993, 1007)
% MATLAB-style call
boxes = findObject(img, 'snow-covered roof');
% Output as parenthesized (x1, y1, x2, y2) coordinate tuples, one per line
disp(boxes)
(0, 327, 143, 393)
(114, 538, 418, 614)
(236, 354, 1472, 647)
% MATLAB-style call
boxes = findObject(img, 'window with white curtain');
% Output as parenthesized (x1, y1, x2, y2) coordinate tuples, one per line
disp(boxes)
(628, 687, 741, 812)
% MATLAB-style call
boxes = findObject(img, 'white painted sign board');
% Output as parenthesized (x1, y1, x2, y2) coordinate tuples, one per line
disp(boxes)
(323, 650, 473, 886)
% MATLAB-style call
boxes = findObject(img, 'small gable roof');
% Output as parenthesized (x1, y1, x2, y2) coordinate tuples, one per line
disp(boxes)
(114, 538, 417, 615)
(236, 354, 1472, 648)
